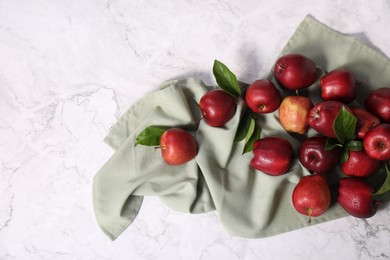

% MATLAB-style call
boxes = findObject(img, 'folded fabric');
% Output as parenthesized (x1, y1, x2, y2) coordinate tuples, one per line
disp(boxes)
(93, 15, 390, 240)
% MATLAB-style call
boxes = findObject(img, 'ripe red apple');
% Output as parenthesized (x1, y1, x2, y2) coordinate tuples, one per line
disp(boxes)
(299, 136, 341, 175)
(351, 108, 380, 139)
(273, 54, 317, 90)
(307, 101, 352, 139)
(341, 150, 380, 177)
(199, 89, 236, 127)
(338, 177, 377, 218)
(245, 79, 282, 114)
(278, 96, 314, 134)
(363, 124, 390, 160)
(320, 69, 356, 103)
(251, 137, 293, 176)
(292, 174, 331, 222)
(365, 87, 390, 123)
(159, 128, 197, 165)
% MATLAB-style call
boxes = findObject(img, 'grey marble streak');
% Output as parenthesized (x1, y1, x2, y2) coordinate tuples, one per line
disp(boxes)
(0, 0, 390, 259)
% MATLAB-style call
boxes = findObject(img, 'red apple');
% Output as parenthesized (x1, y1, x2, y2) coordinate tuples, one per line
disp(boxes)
(299, 136, 341, 175)
(338, 177, 377, 218)
(292, 174, 331, 222)
(365, 87, 390, 123)
(341, 150, 380, 177)
(251, 137, 293, 176)
(245, 79, 281, 114)
(363, 124, 390, 160)
(307, 101, 352, 139)
(351, 108, 380, 139)
(160, 128, 197, 165)
(320, 69, 356, 103)
(278, 96, 314, 134)
(199, 89, 236, 127)
(273, 54, 317, 90)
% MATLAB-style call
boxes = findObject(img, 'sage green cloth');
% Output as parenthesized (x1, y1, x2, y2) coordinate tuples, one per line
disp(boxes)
(93, 15, 390, 240)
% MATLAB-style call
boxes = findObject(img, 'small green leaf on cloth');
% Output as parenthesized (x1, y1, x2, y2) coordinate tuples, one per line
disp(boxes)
(135, 126, 167, 146)
(245, 118, 255, 144)
(213, 60, 241, 97)
(234, 108, 253, 143)
(372, 162, 390, 201)
(243, 119, 261, 154)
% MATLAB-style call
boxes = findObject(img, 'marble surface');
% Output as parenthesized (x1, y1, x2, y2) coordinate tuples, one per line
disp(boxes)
(1, 0, 390, 259)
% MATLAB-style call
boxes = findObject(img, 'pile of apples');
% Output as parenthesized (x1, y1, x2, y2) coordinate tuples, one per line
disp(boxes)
(136, 55, 390, 222)
(268, 54, 390, 221)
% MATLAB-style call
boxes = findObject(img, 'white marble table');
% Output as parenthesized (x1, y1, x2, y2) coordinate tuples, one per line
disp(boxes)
(1, 1, 389, 259)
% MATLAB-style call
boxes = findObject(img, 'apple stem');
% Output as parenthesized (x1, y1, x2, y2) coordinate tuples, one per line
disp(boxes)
(356, 79, 368, 85)
(192, 98, 200, 107)
(154, 146, 161, 150)
(307, 208, 313, 223)
(379, 142, 385, 152)
(259, 104, 265, 111)
(193, 116, 204, 125)
(316, 66, 328, 75)
(295, 90, 300, 96)
(277, 63, 285, 70)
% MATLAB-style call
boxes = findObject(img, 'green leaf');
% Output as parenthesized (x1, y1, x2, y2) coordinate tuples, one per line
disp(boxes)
(333, 106, 357, 144)
(234, 109, 253, 143)
(244, 118, 255, 144)
(341, 148, 350, 163)
(243, 122, 261, 154)
(372, 162, 390, 201)
(325, 138, 343, 150)
(213, 60, 241, 97)
(372, 190, 390, 201)
(346, 140, 363, 151)
(135, 126, 167, 146)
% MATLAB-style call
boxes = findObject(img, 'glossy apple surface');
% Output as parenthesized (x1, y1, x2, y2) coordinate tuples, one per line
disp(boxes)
(273, 54, 317, 90)
(292, 174, 331, 221)
(278, 96, 314, 134)
(365, 87, 390, 123)
(160, 128, 197, 165)
(245, 79, 281, 114)
(307, 101, 351, 139)
(251, 137, 293, 176)
(338, 177, 377, 218)
(299, 136, 341, 174)
(341, 150, 380, 177)
(351, 108, 380, 139)
(320, 69, 356, 103)
(199, 89, 236, 127)
(363, 124, 390, 160)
